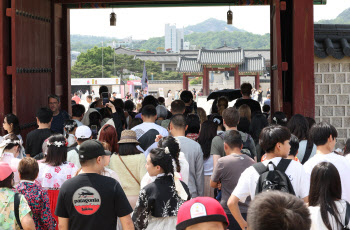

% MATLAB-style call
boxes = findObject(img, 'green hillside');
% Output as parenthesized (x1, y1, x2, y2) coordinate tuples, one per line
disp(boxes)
(317, 8, 350, 24)
(71, 18, 270, 52)
(184, 18, 245, 34)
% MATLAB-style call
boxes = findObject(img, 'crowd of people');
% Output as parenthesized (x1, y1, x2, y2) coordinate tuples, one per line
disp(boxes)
(1, 82, 350, 230)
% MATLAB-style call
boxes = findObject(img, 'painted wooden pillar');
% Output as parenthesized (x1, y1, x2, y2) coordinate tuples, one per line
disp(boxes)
(0, 0, 11, 135)
(203, 66, 209, 96)
(182, 73, 188, 90)
(292, 0, 314, 117)
(255, 73, 260, 88)
(234, 65, 240, 89)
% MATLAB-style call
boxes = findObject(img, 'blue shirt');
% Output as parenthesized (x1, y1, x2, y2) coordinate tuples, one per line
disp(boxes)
(51, 110, 70, 134)
(264, 99, 271, 106)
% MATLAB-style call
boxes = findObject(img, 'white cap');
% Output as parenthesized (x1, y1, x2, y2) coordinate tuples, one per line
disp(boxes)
(75, 125, 92, 139)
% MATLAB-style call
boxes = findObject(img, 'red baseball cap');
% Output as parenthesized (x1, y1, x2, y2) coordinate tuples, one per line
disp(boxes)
(176, 197, 229, 230)
(0, 162, 16, 181)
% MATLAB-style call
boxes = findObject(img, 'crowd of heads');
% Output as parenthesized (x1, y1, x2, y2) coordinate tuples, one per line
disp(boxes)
(1, 83, 350, 230)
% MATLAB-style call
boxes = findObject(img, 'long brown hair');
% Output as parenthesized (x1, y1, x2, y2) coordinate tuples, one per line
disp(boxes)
(238, 104, 251, 122)
(217, 96, 228, 116)
(309, 162, 342, 230)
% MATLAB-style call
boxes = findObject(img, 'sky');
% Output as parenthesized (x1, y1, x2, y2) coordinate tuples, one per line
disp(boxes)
(70, 0, 350, 40)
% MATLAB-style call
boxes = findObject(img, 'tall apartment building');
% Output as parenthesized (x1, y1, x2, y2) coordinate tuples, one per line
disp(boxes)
(165, 24, 184, 53)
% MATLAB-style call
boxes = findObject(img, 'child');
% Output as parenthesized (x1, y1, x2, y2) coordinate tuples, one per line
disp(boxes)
(133, 147, 191, 230)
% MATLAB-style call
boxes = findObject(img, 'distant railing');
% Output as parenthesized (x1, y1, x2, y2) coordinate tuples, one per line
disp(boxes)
(149, 80, 182, 84)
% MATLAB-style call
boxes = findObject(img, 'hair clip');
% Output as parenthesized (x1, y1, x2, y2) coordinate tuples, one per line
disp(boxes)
(164, 147, 170, 154)
(64, 123, 76, 130)
(0, 139, 21, 147)
(47, 141, 65, 147)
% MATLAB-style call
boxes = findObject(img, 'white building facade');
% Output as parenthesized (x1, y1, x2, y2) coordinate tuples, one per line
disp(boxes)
(165, 24, 184, 53)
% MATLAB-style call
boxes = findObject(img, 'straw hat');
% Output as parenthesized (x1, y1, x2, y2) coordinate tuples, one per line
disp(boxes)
(118, 130, 140, 144)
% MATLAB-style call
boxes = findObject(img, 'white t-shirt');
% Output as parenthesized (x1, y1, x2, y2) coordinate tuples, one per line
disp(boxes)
(67, 145, 80, 168)
(132, 122, 169, 157)
(309, 200, 348, 230)
(345, 154, 350, 164)
(304, 153, 350, 202)
(232, 157, 309, 202)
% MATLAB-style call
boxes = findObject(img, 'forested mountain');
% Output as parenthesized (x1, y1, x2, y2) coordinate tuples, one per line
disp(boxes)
(72, 30, 270, 52)
(317, 8, 350, 24)
(71, 18, 270, 52)
(183, 18, 245, 34)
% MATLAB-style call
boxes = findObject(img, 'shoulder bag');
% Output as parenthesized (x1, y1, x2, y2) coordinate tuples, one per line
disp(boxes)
(118, 154, 140, 185)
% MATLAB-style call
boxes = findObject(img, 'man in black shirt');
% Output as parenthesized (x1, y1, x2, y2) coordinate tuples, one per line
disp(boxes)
(25, 108, 53, 158)
(49, 94, 70, 134)
(55, 140, 134, 230)
(234, 83, 261, 116)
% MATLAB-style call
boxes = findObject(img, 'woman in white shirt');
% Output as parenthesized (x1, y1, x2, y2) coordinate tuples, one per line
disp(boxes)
(2, 114, 25, 158)
(308, 162, 349, 230)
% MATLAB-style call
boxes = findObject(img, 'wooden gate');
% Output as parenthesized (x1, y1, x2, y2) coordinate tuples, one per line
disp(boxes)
(6, 0, 52, 137)
(270, 0, 283, 115)
(4, 1, 70, 139)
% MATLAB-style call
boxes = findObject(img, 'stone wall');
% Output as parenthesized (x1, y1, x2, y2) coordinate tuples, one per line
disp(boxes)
(314, 56, 350, 146)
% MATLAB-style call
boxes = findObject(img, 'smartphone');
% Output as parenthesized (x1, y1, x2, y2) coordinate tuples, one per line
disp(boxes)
(102, 92, 109, 105)
(91, 125, 98, 139)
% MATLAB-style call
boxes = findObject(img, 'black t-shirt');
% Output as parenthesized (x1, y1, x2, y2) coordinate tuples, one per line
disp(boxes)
(234, 98, 261, 115)
(51, 110, 70, 134)
(25, 128, 53, 157)
(55, 173, 132, 230)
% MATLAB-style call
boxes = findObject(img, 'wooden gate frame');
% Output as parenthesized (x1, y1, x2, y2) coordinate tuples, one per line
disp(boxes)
(0, 0, 315, 139)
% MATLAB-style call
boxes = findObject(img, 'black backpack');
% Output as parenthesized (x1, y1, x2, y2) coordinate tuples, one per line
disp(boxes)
(253, 159, 295, 195)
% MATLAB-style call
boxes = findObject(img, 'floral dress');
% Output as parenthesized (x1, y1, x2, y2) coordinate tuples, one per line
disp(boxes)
(0, 187, 32, 230)
(132, 175, 191, 230)
(16, 181, 56, 230)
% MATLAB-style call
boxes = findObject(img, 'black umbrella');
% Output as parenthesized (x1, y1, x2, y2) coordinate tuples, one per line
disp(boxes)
(207, 89, 242, 101)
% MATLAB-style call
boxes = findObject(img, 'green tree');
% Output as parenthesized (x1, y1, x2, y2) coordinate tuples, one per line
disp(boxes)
(72, 47, 184, 80)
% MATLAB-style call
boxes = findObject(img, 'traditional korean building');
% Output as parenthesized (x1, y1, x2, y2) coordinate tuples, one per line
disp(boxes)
(177, 48, 265, 95)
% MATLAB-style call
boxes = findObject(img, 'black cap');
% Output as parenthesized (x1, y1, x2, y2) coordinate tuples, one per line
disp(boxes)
(79, 140, 111, 160)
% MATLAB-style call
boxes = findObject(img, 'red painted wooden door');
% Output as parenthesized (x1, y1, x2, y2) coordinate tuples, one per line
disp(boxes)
(7, 0, 52, 137)
(270, 0, 283, 114)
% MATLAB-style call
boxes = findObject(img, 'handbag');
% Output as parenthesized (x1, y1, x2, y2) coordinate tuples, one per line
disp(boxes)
(14, 193, 23, 230)
(118, 154, 140, 185)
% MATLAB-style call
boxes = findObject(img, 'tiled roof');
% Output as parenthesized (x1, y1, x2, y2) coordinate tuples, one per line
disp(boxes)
(179, 50, 200, 56)
(114, 47, 148, 55)
(177, 57, 203, 73)
(244, 49, 270, 61)
(239, 56, 265, 73)
(134, 54, 180, 63)
(197, 48, 244, 65)
(314, 24, 350, 60)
